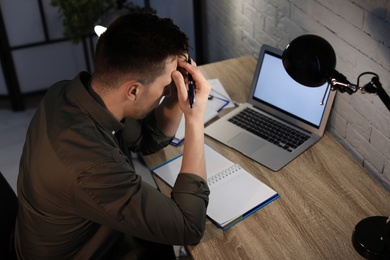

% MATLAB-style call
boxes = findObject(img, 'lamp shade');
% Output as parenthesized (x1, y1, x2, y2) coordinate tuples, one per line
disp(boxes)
(282, 34, 336, 87)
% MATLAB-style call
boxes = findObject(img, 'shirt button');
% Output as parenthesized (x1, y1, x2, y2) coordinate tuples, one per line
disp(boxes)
(112, 130, 115, 135)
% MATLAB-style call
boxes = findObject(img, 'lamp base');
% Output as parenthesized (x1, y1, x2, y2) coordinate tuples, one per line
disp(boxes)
(352, 216, 390, 259)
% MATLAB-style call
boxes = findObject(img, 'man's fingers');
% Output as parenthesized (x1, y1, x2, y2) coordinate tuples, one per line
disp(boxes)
(172, 70, 187, 101)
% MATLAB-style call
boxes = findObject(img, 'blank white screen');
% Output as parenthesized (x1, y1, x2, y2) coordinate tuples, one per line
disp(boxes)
(253, 53, 330, 127)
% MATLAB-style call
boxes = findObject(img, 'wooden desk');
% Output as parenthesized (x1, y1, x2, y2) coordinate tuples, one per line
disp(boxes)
(143, 56, 390, 259)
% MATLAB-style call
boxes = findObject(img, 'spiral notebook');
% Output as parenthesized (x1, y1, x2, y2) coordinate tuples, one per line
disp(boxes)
(152, 144, 279, 230)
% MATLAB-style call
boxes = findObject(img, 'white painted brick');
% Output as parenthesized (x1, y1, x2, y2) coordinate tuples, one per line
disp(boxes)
(231, 0, 245, 11)
(341, 97, 372, 139)
(371, 89, 390, 120)
(253, 27, 277, 54)
(363, 160, 390, 190)
(241, 30, 260, 57)
(290, 0, 313, 11)
(329, 109, 348, 137)
(340, 31, 379, 65)
(332, 40, 359, 74)
(349, 93, 390, 138)
(316, 0, 364, 28)
(306, 1, 348, 32)
(353, 45, 390, 74)
(370, 128, 390, 161)
(346, 125, 385, 172)
(370, 108, 390, 138)
(256, 0, 290, 14)
(361, 145, 385, 174)
(274, 16, 306, 48)
(264, 17, 283, 43)
(377, 43, 390, 71)
(290, 4, 320, 33)
(353, 0, 388, 16)
(262, 2, 278, 21)
(332, 94, 350, 119)
(241, 4, 256, 36)
(336, 89, 353, 106)
(363, 10, 390, 44)
(332, 130, 365, 165)
(349, 95, 377, 134)
(253, 9, 266, 30)
(333, 95, 359, 122)
(384, 159, 390, 183)
(345, 122, 365, 152)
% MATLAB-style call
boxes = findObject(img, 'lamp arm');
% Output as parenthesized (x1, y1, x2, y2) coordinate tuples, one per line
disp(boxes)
(360, 76, 390, 112)
(329, 71, 390, 112)
(328, 70, 358, 94)
(330, 79, 358, 94)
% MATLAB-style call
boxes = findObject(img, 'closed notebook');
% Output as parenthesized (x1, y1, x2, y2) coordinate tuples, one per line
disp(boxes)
(152, 144, 279, 230)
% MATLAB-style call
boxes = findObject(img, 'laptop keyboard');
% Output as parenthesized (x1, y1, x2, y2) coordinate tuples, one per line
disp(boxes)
(228, 108, 310, 152)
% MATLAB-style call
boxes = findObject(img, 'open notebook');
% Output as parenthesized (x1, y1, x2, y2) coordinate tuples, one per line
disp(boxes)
(152, 144, 279, 230)
(205, 44, 336, 171)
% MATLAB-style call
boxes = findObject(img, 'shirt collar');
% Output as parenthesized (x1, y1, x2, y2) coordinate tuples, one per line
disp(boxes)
(87, 80, 107, 108)
(66, 72, 124, 134)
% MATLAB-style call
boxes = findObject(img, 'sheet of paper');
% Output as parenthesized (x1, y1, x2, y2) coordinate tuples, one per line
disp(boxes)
(208, 79, 235, 108)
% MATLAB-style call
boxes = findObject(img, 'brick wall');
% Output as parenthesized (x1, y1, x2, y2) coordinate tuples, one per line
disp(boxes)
(201, 0, 390, 190)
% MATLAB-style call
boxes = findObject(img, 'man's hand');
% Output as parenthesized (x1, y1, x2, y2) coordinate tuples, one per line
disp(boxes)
(173, 59, 211, 119)
(172, 58, 211, 181)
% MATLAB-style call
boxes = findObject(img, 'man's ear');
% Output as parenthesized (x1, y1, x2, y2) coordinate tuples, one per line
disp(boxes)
(126, 82, 142, 101)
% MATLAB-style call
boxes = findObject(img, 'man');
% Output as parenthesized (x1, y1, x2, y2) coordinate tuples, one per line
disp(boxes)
(15, 13, 211, 259)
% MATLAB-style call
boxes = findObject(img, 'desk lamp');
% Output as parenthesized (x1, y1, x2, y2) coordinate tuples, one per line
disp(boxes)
(282, 34, 390, 260)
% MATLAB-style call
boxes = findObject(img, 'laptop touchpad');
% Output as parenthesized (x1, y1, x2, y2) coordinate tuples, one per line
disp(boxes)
(227, 132, 266, 155)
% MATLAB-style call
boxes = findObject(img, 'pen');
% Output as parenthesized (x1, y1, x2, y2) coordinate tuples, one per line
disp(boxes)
(187, 55, 195, 108)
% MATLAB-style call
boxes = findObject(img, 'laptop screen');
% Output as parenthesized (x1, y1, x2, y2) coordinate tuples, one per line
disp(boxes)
(252, 51, 331, 128)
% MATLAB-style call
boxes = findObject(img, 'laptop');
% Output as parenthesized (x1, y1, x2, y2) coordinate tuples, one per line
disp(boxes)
(204, 44, 336, 171)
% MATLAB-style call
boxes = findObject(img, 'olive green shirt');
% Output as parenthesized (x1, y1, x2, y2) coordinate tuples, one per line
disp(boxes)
(15, 72, 209, 259)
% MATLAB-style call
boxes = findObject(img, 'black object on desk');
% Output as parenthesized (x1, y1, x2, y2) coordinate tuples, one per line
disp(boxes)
(352, 216, 390, 260)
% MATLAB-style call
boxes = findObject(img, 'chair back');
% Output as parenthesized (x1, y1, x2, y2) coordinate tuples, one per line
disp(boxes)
(0, 172, 18, 259)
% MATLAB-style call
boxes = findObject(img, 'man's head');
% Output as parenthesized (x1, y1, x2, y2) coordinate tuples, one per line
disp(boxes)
(92, 12, 189, 90)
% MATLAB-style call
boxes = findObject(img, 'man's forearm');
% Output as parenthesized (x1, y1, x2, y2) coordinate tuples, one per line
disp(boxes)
(155, 98, 183, 137)
(180, 115, 206, 181)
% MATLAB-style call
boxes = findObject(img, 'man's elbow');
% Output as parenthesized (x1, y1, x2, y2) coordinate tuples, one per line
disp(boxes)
(183, 221, 206, 245)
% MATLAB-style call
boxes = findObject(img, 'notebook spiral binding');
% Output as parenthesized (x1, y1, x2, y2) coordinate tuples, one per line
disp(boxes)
(207, 164, 242, 187)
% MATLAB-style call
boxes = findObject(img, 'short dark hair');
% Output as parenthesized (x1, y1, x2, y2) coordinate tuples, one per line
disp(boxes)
(93, 12, 189, 89)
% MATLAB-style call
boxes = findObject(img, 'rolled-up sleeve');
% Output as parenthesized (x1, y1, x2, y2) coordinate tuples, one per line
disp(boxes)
(171, 173, 210, 244)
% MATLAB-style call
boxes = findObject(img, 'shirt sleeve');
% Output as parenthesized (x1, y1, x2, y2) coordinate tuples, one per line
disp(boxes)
(123, 110, 173, 155)
(73, 160, 210, 245)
